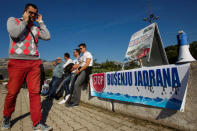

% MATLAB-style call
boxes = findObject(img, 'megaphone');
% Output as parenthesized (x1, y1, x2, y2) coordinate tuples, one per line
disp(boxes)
(176, 30, 196, 64)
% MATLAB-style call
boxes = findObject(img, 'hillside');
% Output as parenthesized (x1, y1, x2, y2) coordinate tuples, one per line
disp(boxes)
(0, 58, 53, 80)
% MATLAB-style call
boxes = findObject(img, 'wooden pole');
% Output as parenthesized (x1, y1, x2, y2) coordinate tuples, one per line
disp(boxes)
(139, 59, 143, 67)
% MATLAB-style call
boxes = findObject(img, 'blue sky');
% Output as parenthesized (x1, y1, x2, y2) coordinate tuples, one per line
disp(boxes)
(0, 0, 197, 62)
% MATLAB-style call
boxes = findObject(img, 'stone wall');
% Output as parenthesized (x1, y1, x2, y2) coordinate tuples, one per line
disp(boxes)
(80, 62, 197, 131)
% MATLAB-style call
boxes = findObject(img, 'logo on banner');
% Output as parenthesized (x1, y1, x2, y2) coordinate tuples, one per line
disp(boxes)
(92, 73, 105, 93)
(137, 48, 150, 59)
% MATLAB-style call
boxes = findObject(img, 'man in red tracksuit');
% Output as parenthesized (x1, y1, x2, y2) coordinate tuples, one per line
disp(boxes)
(1, 3, 52, 131)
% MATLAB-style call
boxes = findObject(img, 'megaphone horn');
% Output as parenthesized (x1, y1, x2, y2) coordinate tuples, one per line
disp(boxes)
(176, 30, 196, 64)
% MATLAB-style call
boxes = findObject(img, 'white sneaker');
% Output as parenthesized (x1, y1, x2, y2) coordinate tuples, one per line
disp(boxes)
(58, 99, 67, 104)
(33, 123, 52, 131)
(58, 94, 71, 104)
(65, 94, 71, 102)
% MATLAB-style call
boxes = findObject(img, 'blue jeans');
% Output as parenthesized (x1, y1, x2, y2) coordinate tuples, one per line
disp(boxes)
(69, 73, 77, 94)
(62, 74, 71, 96)
(49, 76, 62, 97)
(62, 73, 77, 97)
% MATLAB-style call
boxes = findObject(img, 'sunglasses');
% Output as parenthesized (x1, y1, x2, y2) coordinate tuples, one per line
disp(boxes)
(29, 11, 38, 17)
(79, 48, 83, 50)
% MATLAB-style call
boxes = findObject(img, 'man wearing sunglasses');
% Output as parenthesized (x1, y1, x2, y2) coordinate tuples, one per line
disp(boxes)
(66, 43, 93, 107)
(1, 3, 52, 131)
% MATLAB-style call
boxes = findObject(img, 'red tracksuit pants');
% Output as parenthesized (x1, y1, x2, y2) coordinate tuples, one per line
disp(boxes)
(3, 59, 42, 126)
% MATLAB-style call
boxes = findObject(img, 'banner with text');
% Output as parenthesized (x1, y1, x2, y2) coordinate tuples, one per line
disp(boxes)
(90, 64, 190, 111)
(124, 23, 169, 66)
(124, 23, 155, 62)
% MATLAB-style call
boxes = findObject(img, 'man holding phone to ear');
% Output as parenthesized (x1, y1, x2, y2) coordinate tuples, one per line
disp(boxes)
(1, 3, 52, 131)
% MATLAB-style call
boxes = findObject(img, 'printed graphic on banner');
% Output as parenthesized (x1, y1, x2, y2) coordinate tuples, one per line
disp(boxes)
(91, 73, 105, 93)
(90, 64, 190, 111)
(124, 23, 155, 62)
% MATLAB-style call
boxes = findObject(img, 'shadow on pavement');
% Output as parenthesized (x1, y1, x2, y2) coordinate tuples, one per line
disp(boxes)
(41, 98, 53, 124)
(9, 98, 54, 127)
(11, 112, 30, 127)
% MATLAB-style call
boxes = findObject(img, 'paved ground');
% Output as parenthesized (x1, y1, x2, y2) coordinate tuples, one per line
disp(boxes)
(0, 85, 177, 131)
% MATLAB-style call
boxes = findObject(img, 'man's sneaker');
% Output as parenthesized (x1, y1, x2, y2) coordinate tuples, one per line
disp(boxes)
(58, 99, 66, 104)
(58, 94, 71, 104)
(1, 116, 11, 130)
(33, 123, 52, 131)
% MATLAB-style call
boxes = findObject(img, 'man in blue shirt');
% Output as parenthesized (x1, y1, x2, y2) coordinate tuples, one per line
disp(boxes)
(48, 57, 64, 99)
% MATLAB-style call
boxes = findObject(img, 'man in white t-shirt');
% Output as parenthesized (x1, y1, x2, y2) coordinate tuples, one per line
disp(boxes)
(58, 50, 80, 104)
(58, 53, 72, 102)
(66, 43, 93, 107)
(63, 53, 72, 68)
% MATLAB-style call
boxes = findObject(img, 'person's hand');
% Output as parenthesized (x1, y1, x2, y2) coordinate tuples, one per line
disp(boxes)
(23, 11, 29, 22)
(73, 64, 78, 69)
(76, 69, 80, 75)
(36, 14, 42, 23)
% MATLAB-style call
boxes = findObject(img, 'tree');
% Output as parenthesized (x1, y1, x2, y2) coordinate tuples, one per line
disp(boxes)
(165, 45, 178, 64)
(189, 41, 197, 59)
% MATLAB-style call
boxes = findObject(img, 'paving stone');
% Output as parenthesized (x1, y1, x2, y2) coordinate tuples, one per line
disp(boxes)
(118, 125, 134, 131)
(75, 127, 89, 131)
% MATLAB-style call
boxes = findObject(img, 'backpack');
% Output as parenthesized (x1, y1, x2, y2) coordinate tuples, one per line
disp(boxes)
(64, 63, 74, 75)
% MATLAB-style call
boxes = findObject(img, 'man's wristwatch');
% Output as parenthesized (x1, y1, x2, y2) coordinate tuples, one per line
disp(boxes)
(38, 20, 44, 23)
